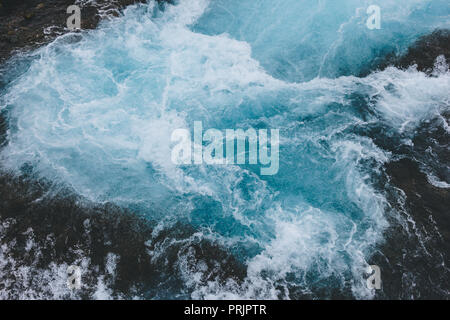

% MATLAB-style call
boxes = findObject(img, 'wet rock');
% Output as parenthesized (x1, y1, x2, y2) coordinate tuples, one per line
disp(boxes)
(378, 29, 450, 74)
(370, 158, 450, 299)
(0, 173, 246, 299)
(0, 0, 168, 64)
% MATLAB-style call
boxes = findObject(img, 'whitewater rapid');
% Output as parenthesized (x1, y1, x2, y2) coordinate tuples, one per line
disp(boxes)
(0, 0, 449, 299)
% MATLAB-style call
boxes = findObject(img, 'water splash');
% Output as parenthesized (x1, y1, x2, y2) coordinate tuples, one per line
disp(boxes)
(0, 0, 449, 299)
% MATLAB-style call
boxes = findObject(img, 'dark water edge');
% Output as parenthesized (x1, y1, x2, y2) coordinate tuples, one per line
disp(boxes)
(358, 29, 450, 77)
(365, 30, 450, 299)
(0, 0, 173, 64)
(377, 29, 450, 74)
(0, 1, 449, 299)
(0, 173, 246, 299)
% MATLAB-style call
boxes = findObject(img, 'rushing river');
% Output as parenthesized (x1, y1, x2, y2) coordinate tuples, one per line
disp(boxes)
(0, 0, 449, 299)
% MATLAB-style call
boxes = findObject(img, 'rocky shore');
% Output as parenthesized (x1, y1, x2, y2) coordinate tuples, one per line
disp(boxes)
(0, 0, 167, 64)
(0, 173, 245, 299)
(368, 29, 450, 298)
(380, 29, 450, 74)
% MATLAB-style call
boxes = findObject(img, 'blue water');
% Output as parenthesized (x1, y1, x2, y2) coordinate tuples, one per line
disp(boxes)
(0, 0, 449, 299)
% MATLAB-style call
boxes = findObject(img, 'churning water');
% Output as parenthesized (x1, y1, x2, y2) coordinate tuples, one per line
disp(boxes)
(0, 0, 449, 299)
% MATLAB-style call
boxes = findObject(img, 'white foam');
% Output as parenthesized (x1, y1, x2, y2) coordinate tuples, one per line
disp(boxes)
(1, 0, 448, 300)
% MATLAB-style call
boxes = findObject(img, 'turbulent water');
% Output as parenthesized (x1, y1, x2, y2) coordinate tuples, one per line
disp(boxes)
(0, 0, 449, 299)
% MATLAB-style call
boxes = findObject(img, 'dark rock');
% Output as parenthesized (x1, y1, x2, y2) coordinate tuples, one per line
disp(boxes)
(369, 158, 450, 299)
(0, 0, 169, 64)
(377, 29, 450, 74)
(352, 28, 450, 298)
(0, 173, 246, 299)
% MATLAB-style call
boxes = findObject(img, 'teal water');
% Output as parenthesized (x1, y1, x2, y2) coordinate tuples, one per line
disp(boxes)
(0, 0, 449, 299)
